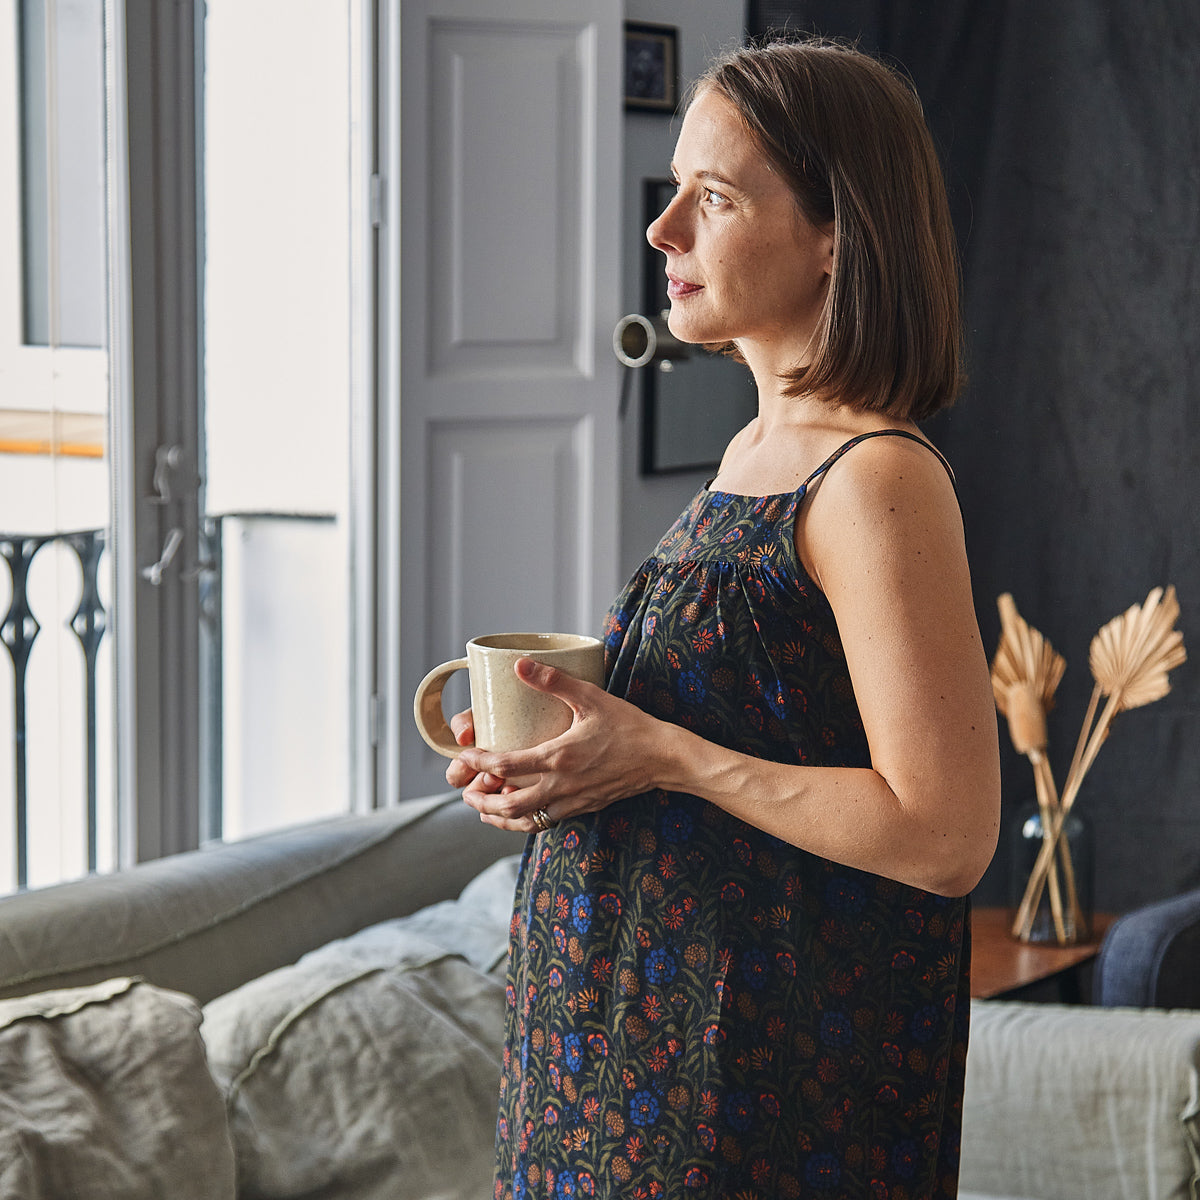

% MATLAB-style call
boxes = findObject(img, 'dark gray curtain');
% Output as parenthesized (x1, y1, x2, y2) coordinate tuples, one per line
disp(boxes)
(749, 2, 1200, 910)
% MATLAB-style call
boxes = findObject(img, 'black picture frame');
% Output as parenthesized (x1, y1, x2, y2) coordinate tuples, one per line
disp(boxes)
(623, 22, 679, 113)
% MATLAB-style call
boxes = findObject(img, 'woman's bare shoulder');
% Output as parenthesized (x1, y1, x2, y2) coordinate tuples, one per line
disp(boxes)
(797, 428, 964, 590)
(810, 429, 957, 516)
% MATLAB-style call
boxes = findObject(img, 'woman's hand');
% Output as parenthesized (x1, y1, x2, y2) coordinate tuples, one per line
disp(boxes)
(443, 709, 509, 796)
(455, 657, 663, 833)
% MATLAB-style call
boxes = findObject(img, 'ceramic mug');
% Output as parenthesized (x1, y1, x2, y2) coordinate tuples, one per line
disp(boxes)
(413, 632, 605, 758)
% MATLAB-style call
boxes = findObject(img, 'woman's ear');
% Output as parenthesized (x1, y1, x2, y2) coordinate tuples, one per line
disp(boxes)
(821, 223, 836, 276)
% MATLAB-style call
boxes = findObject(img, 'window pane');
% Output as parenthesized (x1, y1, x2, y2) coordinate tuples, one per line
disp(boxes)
(200, 0, 363, 839)
(17, 0, 106, 348)
(1, 0, 114, 891)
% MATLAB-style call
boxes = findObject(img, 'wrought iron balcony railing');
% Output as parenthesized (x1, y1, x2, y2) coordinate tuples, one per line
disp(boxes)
(0, 529, 107, 889)
(2, 512, 349, 891)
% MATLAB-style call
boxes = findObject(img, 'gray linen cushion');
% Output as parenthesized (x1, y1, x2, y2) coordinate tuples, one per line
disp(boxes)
(0, 977, 236, 1200)
(202, 854, 521, 1200)
(961, 999, 1200, 1200)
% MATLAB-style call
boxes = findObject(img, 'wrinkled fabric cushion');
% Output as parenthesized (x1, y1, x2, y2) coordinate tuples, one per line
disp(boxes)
(0, 977, 236, 1200)
(961, 999, 1200, 1200)
(202, 855, 521, 1200)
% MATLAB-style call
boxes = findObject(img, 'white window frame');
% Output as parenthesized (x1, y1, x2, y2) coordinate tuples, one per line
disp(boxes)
(373, 0, 402, 811)
(107, 0, 383, 862)
(106, 0, 203, 861)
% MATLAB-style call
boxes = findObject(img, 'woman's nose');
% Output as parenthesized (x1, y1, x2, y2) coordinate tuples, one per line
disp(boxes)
(647, 196, 686, 253)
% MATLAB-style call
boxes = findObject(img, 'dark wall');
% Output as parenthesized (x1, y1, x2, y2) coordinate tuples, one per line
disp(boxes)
(750, 2, 1200, 912)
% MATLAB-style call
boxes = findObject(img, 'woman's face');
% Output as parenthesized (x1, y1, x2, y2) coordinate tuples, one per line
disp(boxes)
(647, 89, 833, 370)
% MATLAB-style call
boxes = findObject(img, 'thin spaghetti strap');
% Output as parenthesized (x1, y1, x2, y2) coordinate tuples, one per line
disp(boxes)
(801, 429, 957, 491)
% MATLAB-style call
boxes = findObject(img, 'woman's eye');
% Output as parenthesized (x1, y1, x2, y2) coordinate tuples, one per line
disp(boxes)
(703, 188, 726, 207)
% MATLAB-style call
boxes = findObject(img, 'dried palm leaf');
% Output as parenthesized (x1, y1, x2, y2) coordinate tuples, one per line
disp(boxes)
(992, 594, 1066, 732)
(1003, 681, 1049, 755)
(1062, 585, 1187, 811)
(1090, 585, 1186, 713)
(991, 595, 1074, 940)
(1021, 586, 1187, 941)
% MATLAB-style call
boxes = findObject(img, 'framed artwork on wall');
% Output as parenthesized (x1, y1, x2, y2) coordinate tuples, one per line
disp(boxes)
(623, 22, 679, 113)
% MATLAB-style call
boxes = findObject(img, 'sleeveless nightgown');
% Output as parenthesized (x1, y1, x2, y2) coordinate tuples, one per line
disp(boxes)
(493, 431, 971, 1200)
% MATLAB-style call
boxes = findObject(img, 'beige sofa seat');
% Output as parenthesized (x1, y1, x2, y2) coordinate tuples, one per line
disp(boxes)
(960, 998, 1200, 1200)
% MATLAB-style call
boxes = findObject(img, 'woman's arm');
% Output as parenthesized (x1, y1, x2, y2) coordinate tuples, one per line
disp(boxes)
(790, 433, 1000, 893)
(453, 438, 1000, 896)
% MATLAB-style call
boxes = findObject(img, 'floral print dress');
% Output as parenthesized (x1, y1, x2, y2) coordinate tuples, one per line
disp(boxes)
(493, 431, 971, 1200)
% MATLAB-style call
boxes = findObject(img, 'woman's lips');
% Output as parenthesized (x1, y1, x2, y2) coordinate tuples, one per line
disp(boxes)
(667, 274, 702, 300)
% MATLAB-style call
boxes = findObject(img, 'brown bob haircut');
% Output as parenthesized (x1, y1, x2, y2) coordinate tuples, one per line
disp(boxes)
(695, 38, 964, 421)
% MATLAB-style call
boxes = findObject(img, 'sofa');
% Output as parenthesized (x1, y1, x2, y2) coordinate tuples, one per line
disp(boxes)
(960, 888, 1200, 1200)
(1, 791, 1198, 1200)
(0, 793, 525, 1200)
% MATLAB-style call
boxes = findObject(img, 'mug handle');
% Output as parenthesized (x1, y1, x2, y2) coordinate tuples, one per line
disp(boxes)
(412, 658, 470, 758)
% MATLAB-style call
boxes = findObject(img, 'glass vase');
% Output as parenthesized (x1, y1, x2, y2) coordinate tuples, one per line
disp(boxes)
(1009, 803, 1093, 944)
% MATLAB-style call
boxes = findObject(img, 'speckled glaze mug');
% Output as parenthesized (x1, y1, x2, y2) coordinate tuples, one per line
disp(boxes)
(413, 632, 605, 758)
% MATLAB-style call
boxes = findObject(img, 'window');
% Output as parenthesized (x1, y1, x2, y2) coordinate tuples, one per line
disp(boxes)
(0, 0, 378, 893)
(198, 0, 371, 839)
(0, 0, 114, 891)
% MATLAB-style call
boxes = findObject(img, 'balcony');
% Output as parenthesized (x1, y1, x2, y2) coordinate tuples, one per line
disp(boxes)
(0, 528, 107, 889)
(1, 512, 351, 893)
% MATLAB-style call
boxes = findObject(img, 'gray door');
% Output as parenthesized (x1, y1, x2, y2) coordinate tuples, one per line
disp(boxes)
(386, 0, 623, 799)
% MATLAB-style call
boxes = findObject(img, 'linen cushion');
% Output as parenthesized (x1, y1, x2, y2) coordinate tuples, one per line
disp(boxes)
(0, 977, 236, 1200)
(961, 999, 1200, 1200)
(202, 854, 521, 1200)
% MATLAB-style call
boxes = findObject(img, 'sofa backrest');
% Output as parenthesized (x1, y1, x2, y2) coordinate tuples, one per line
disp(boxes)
(0, 794, 524, 1005)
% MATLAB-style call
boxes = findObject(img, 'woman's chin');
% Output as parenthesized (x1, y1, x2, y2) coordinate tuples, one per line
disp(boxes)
(665, 313, 719, 346)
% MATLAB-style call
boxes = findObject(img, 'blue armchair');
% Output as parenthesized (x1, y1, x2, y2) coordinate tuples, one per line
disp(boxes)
(1094, 886, 1200, 1008)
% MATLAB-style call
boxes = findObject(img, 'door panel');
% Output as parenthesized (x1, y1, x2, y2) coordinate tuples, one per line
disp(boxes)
(426, 415, 591, 722)
(395, 0, 620, 798)
(427, 20, 592, 376)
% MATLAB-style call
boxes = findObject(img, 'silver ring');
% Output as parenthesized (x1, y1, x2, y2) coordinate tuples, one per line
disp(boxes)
(531, 807, 555, 832)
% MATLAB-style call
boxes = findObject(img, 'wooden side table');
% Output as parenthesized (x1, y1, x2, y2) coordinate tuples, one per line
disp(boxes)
(970, 907, 1116, 1001)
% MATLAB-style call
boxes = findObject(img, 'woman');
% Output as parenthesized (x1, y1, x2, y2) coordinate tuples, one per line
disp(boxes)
(449, 38, 1000, 1200)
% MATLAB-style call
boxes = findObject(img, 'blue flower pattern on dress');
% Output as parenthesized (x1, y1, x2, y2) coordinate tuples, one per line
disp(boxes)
(495, 458, 970, 1200)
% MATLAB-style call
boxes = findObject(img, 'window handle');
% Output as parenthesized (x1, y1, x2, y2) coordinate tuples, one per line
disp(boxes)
(149, 444, 184, 505)
(141, 527, 183, 586)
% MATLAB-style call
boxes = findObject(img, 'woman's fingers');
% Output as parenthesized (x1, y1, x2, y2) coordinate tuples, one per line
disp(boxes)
(514, 657, 595, 713)
(462, 775, 547, 833)
(446, 757, 507, 793)
(454, 660, 650, 831)
(450, 708, 475, 746)
(444, 708, 513, 793)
